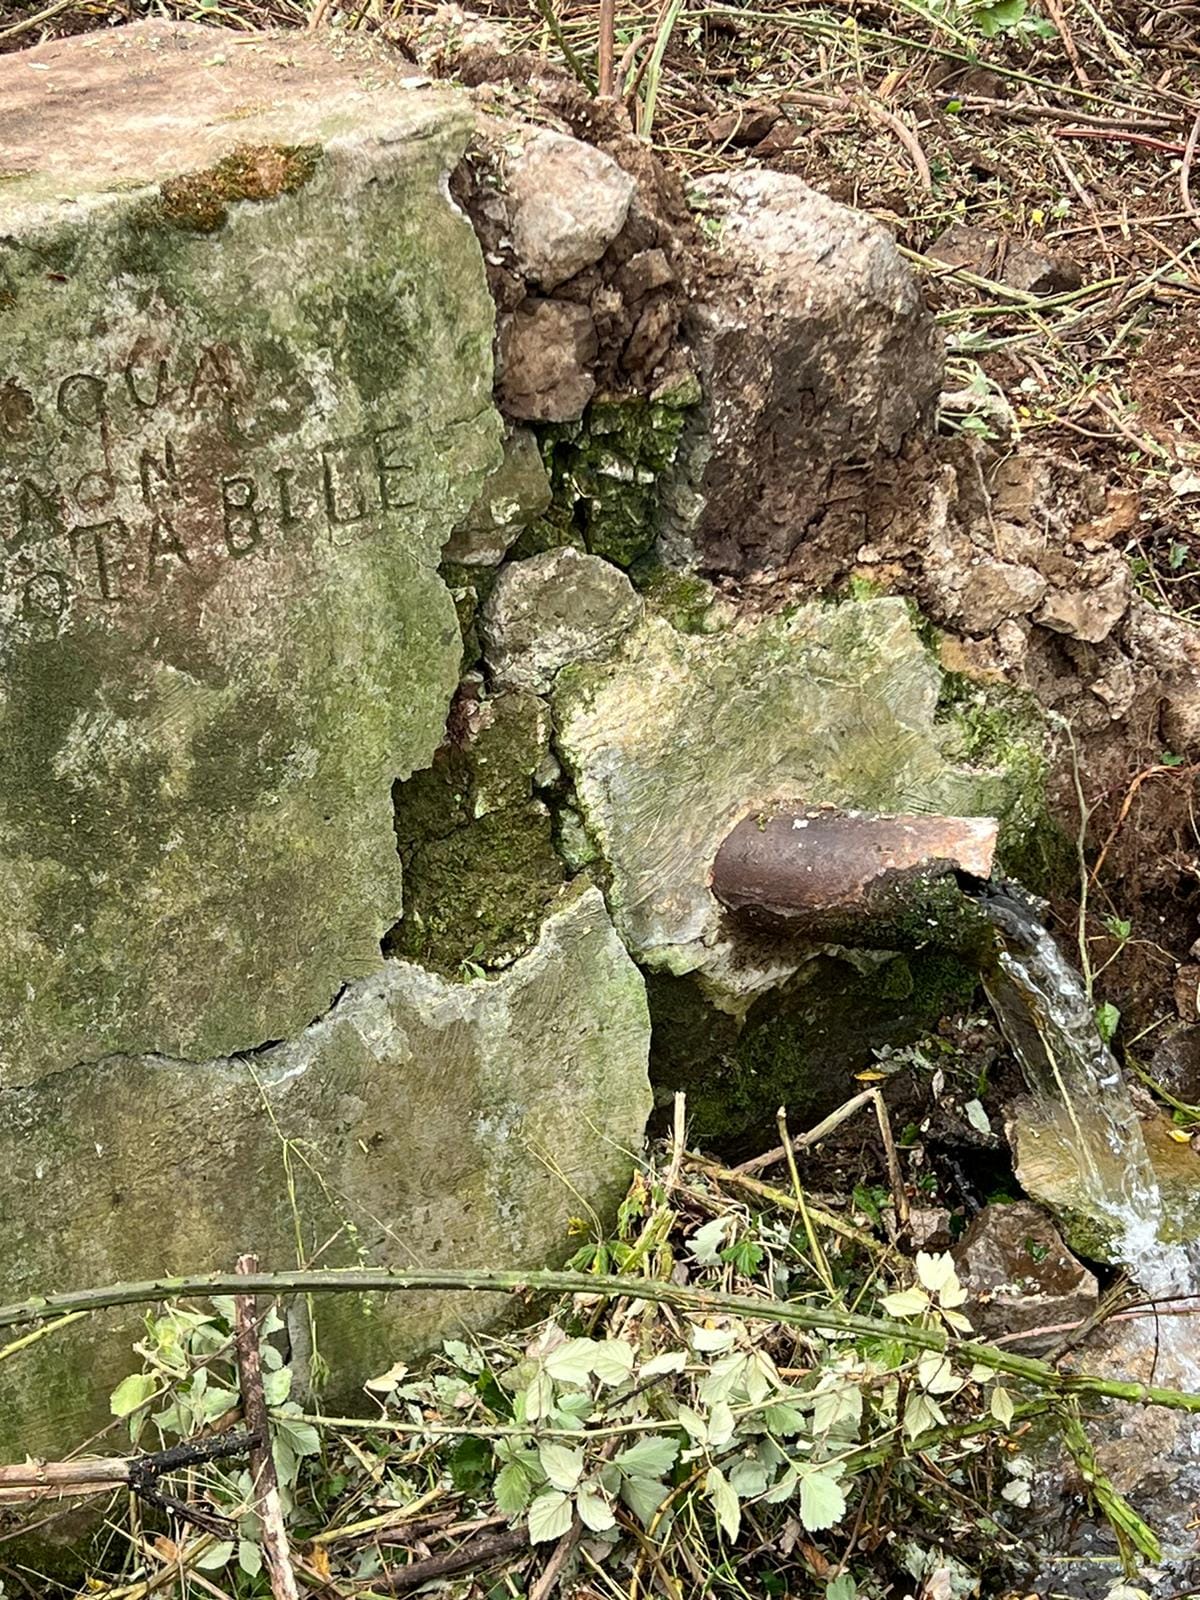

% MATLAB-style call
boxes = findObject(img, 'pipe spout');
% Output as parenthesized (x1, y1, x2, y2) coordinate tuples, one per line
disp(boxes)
(711, 806, 1000, 947)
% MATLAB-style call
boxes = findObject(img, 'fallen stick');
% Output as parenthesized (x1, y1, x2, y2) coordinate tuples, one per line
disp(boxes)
(234, 1253, 301, 1600)
(2, 1267, 1200, 1413)
(0, 1434, 254, 1509)
(366, 1526, 528, 1594)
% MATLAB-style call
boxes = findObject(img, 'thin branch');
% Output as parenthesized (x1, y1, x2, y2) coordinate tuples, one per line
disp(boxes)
(234, 1254, 300, 1600)
(3, 1265, 1200, 1412)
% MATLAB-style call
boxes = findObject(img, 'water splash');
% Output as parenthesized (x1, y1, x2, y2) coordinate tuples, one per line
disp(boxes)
(971, 882, 1197, 1298)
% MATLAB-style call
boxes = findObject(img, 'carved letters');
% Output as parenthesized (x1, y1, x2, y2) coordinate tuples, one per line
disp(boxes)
(0, 343, 414, 625)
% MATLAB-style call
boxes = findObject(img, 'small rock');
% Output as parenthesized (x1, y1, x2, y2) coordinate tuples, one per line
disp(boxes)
(956, 556, 1047, 635)
(497, 298, 598, 422)
(443, 428, 552, 565)
(929, 221, 1083, 295)
(952, 1200, 1098, 1348)
(754, 121, 803, 158)
(615, 247, 675, 304)
(505, 129, 636, 291)
(706, 99, 783, 146)
(1036, 566, 1130, 643)
(1071, 486, 1138, 548)
(481, 547, 643, 693)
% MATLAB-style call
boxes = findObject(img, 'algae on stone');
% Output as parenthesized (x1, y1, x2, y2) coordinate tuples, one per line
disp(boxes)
(0, 24, 502, 1082)
(0, 887, 652, 1460)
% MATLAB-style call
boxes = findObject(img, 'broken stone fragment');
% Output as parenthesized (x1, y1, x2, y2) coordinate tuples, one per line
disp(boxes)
(504, 128, 636, 291)
(497, 298, 598, 421)
(659, 171, 944, 574)
(0, 887, 652, 1460)
(955, 556, 1047, 635)
(443, 428, 553, 565)
(554, 596, 1032, 994)
(482, 546, 643, 693)
(0, 21, 501, 1079)
(951, 1201, 1098, 1350)
(929, 221, 1084, 296)
(1036, 563, 1131, 643)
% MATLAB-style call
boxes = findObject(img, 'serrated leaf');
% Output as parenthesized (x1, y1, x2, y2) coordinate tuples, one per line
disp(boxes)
(728, 1457, 770, 1498)
(544, 1338, 596, 1386)
(576, 1486, 617, 1532)
(879, 1286, 929, 1319)
(615, 1435, 679, 1478)
(591, 1340, 635, 1387)
(200, 1385, 239, 1422)
(827, 1575, 857, 1600)
(528, 1490, 573, 1544)
(262, 1366, 292, 1406)
(539, 1442, 585, 1493)
(706, 1465, 741, 1541)
(238, 1540, 262, 1578)
(494, 1461, 532, 1516)
(641, 1349, 687, 1378)
(812, 1380, 863, 1434)
(942, 1307, 974, 1332)
(799, 1470, 846, 1531)
(676, 1404, 708, 1441)
(699, 1351, 748, 1405)
(762, 1402, 807, 1436)
(618, 1472, 667, 1526)
(274, 1415, 321, 1457)
(990, 1386, 1015, 1426)
(110, 1374, 157, 1418)
(523, 1368, 554, 1421)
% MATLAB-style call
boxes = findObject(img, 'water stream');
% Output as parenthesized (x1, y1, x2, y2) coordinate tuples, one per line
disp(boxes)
(969, 880, 1197, 1300)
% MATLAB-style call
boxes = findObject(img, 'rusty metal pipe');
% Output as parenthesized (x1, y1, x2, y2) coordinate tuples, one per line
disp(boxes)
(711, 806, 999, 947)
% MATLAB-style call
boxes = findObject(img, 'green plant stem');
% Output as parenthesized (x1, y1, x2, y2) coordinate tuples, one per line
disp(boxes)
(531, 0, 597, 91)
(5, 1266, 1200, 1413)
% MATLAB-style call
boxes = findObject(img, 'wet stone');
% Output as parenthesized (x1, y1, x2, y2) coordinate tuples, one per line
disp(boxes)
(0, 23, 502, 1080)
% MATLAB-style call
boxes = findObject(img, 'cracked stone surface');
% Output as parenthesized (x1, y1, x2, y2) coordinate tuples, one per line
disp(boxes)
(0, 888, 652, 1459)
(553, 597, 1023, 1000)
(0, 23, 502, 1081)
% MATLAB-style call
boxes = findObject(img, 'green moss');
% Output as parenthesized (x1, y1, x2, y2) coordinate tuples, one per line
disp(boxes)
(145, 144, 322, 233)
(629, 561, 724, 634)
(935, 672, 1070, 894)
(519, 395, 696, 569)
(388, 694, 566, 974)
(648, 950, 981, 1153)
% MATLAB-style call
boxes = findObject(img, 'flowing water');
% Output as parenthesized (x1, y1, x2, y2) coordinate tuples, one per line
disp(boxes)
(969, 880, 1197, 1300)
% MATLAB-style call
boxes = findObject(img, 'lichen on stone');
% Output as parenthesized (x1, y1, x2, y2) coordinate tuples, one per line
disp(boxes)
(141, 143, 322, 233)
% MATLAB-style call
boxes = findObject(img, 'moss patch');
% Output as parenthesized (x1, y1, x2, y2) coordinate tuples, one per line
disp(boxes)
(388, 694, 566, 974)
(517, 393, 696, 569)
(145, 144, 322, 233)
(648, 950, 980, 1153)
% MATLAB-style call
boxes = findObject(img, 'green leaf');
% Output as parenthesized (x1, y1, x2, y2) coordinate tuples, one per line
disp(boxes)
(449, 1436, 492, 1496)
(110, 1374, 157, 1418)
(706, 1465, 741, 1542)
(262, 1366, 292, 1406)
(576, 1486, 617, 1532)
(544, 1339, 596, 1386)
(1096, 1002, 1121, 1043)
(763, 1402, 807, 1436)
(641, 1350, 687, 1379)
(494, 1461, 533, 1516)
(274, 1414, 321, 1457)
(990, 1386, 1015, 1427)
(618, 1472, 667, 1526)
(615, 1435, 679, 1479)
(812, 1381, 863, 1434)
(200, 1385, 240, 1422)
(196, 1541, 234, 1571)
(903, 1390, 947, 1439)
(238, 1540, 262, 1578)
(691, 1216, 731, 1266)
(591, 1340, 635, 1387)
(539, 1442, 585, 1493)
(528, 1489, 573, 1544)
(827, 1576, 857, 1600)
(799, 1470, 847, 1532)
